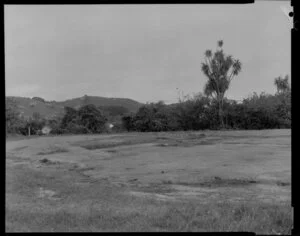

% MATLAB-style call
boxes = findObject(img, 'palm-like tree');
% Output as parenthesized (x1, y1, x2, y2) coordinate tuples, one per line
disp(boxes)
(201, 40, 242, 128)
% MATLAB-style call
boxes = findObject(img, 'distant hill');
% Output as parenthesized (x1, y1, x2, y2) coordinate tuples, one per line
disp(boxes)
(6, 95, 143, 120)
(59, 95, 142, 112)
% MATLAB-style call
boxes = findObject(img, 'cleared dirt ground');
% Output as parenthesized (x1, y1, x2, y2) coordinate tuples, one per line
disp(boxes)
(6, 129, 292, 233)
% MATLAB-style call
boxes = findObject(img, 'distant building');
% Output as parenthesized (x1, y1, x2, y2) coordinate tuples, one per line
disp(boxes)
(104, 123, 114, 130)
(41, 126, 52, 135)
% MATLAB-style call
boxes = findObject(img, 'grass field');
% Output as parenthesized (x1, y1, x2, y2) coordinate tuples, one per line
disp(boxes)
(6, 129, 292, 233)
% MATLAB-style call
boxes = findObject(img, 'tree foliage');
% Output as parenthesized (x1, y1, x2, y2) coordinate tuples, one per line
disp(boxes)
(6, 98, 24, 134)
(122, 88, 291, 132)
(59, 105, 107, 134)
(274, 75, 290, 94)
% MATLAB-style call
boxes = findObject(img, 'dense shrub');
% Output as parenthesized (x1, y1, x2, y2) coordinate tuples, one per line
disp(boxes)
(126, 102, 182, 132)
(239, 92, 291, 129)
(98, 105, 129, 117)
(27, 119, 46, 135)
(48, 118, 65, 135)
(6, 99, 24, 134)
(121, 91, 291, 132)
(122, 113, 137, 131)
(77, 105, 107, 133)
(60, 105, 107, 134)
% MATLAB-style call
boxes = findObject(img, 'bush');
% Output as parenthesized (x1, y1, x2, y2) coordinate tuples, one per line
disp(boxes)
(6, 98, 28, 135)
(122, 113, 137, 131)
(60, 105, 107, 134)
(121, 91, 291, 132)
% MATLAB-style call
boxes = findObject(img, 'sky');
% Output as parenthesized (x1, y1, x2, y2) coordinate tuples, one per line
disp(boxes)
(5, 2, 292, 104)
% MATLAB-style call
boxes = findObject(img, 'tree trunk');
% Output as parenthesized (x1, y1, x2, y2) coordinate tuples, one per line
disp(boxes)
(218, 98, 224, 128)
(28, 126, 31, 136)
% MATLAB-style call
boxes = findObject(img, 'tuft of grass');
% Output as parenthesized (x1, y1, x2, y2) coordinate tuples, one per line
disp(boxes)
(39, 158, 60, 165)
(40, 158, 51, 164)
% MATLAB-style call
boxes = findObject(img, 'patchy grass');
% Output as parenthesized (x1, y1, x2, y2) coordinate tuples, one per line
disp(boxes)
(37, 146, 69, 155)
(181, 177, 258, 188)
(156, 139, 220, 148)
(78, 132, 221, 150)
(6, 183, 293, 233)
(136, 183, 175, 194)
(156, 143, 179, 147)
(7, 162, 291, 233)
(13, 146, 28, 151)
(106, 149, 118, 153)
(276, 181, 291, 187)
(161, 177, 258, 188)
(185, 133, 206, 140)
(78, 140, 143, 150)
(156, 137, 170, 140)
(150, 201, 293, 233)
(6, 129, 291, 233)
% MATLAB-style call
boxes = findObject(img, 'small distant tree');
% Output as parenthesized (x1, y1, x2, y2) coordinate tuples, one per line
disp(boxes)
(59, 105, 108, 134)
(77, 104, 107, 133)
(6, 98, 24, 134)
(274, 75, 291, 127)
(32, 97, 46, 103)
(25, 117, 43, 136)
(201, 40, 242, 128)
(274, 75, 290, 94)
(60, 107, 78, 129)
(82, 95, 90, 106)
(122, 113, 136, 131)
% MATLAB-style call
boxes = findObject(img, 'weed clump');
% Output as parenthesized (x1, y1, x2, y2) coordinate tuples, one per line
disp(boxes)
(39, 158, 58, 165)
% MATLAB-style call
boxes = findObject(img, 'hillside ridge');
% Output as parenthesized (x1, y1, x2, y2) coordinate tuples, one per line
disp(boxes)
(6, 95, 143, 119)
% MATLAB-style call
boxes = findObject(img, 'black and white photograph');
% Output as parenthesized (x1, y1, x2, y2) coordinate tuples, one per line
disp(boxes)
(5, 1, 292, 233)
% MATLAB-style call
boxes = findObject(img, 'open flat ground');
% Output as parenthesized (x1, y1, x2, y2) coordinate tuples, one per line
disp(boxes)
(6, 129, 292, 233)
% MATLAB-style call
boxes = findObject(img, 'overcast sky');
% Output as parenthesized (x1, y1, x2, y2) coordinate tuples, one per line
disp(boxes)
(5, 2, 292, 104)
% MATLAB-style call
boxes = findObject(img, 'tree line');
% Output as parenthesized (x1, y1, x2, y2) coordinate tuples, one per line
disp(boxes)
(5, 103, 126, 136)
(122, 89, 290, 132)
(6, 40, 291, 135)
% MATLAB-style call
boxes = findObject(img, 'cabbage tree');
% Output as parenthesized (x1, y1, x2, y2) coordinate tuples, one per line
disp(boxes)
(201, 40, 242, 127)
